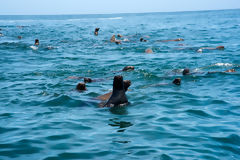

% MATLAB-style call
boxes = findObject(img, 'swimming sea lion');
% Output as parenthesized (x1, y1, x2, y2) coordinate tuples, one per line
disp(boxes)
(97, 80, 131, 101)
(216, 46, 224, 50)
(84, 77, 93, 83)
(110, 35, 116, 42)
(183, 68, 190, 75)
(172, 78, 181, 85)
(122, 66, 135, 71)
(225, 69, 235, 72)
(35, 39, 39, 46)
(145, 48, 153, 54)
(159, 38, 184, 42)
(94, 28, 100, 36)
(140, 38, 147, 42)
(103, 75, 128, 107)
(76, 83, 86, 91)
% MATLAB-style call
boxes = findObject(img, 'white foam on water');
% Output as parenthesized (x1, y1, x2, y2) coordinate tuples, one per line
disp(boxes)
(214, 63, 233, 67)
(30, 46, 38, 50)
(98, 17, 123, 20)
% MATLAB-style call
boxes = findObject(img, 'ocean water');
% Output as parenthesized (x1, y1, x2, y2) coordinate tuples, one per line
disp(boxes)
(0, 9, 240, 160)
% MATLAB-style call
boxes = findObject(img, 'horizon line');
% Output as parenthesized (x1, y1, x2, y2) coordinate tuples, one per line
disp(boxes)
(0, 8, 239, 16)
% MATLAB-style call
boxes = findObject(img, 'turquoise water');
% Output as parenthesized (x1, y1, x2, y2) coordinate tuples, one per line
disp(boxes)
(0, 9, 240, 160)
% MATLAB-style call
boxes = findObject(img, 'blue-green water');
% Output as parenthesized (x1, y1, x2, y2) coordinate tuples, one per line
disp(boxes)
(0, 9, 240, 160)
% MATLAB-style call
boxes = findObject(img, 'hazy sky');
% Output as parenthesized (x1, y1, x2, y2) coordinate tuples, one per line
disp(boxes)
(1, 0, 240, 15)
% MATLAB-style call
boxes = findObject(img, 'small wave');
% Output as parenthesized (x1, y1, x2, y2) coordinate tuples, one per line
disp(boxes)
(98, 17, 123, 20)
(66, 18, 87, 21)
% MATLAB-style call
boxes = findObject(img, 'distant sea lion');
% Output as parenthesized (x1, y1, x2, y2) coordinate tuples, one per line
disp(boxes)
(158, 38, 184, 42)
(197, 46, 225, 53)
(183, 68, 190, 75)
(207, 68, 236, 74)
(110, 35, 122, 44)
(122, 66, 135, 71)
(172, 78, 181, 85)
(117, 34, 123, 38)
(84, 77, 93, 83)
(140, 38, 147, 42)
(145, 48, 153, 54)
(140, 78, 181, 88)
(183, 67, 235, 75)
(94, 28, 100, 36)
(103, 75, 128, 107)
(110, 35, 116, 42)
(35, 39, 39, 46)
(76, 83, 86, 91)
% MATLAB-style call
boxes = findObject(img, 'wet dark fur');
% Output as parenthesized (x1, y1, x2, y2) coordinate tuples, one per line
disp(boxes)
(104, 75, 128, 107)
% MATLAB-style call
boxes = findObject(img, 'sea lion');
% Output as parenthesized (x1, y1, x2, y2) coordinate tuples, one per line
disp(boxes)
(158, 38, 184, 42)
(225, 69, 235, 72)
(97, 80, 131, 101)
(140, 38, 147, 42)
(35, 39, 39, 46)
(207, 68, 236, 74)
(76, 83, 86, 91)
(145, 48, 153, 54)
(110, 35, 116, 42)
(216, 46, 225, 50)
(84, 77, 93, 83)
(115, 41, 121, 45)
(122, 66, 135, 71)
(94, 28, 100, 36)
(172, 78, 181, 85)
(182, 68, 190, 75)
(117, 34, 123, 38)
(110, 35, 122, 44)
(103, 75, 128, 107)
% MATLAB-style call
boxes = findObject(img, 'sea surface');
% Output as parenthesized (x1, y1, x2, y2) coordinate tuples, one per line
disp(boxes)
(0, 9, 240, 160)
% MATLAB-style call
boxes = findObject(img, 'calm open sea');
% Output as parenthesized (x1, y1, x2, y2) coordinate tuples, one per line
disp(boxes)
(0, 9, 240, 160)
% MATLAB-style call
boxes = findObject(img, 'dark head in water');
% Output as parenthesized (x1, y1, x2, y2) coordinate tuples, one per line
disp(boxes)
(35, 39, 39, 46)
(140, 38, 147, 42)
(94, 28, 100, 36)
(104, 75, 128, 107)
(84, 77, 93, 83)
(172, 78, 181, 85)
(183, 68, 190, 75)
(76, 83, 86, 91)
(123, 80, 131, 91)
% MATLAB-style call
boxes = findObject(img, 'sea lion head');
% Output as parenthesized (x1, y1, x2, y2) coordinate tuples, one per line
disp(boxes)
(113, 75, 124, 91)
(172, 78, 181, 85)
(84, 77, 92, 83)
(117, 34, 123, 38)
(35, 39, 39, 45)
(183, 68, 190, 75)
(123, 80, 131, 91)
(115, 41, 121, 45)
(95, 28, 100, 32)
(76, 83, 86, 91)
